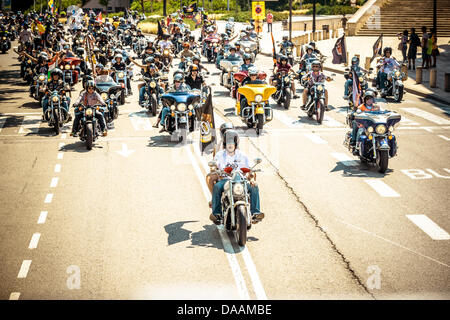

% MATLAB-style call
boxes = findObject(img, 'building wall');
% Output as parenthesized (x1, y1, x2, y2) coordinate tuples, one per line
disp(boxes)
(82, 0, 130, 12)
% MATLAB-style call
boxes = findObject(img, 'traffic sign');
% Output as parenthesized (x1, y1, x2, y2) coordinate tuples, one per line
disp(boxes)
(252, 1, 265, 20)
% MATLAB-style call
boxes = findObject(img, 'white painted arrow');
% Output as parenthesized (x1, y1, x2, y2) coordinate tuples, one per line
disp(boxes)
(115, 143, 135, 157)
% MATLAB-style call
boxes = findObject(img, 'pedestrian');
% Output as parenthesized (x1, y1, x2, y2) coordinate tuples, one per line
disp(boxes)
(397, 30, 408, 62)
(407, 27, 420, 70)
(421, 26, 429, 69)
(341, 14, 348, 30)
(266, 10, 273, 33)
(430, 28, 438, 67)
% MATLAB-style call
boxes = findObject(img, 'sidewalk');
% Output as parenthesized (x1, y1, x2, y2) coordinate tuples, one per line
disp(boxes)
(316, 36, 450, 105)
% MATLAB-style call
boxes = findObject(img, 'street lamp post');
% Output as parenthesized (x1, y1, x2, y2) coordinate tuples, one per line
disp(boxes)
(289, 0, 292, 41)
(313, 0, 316, 34)
(433, 0, 437, 35)
(163, 0, 167, 16)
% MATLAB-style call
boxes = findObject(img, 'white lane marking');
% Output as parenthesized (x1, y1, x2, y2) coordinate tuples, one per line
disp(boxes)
(61, 133, 67, 139)
(129, 112, 153, 131)
(28, 233, 41, 249)
(58, 142, 65, 149)
(438, 135, 450, 141)
(17, 260, 32, 278)
(54, 164, 61, 173)
(272, 110, 302, 128)
(364, 180, 400, 197)
(115, 143, 135, 157)
(38, 211, 48, 224)
(186, 145, 250, 299)
(304, 133, 327, 144)
(406, 215, 450, 240)
(402, 108, 450, 125)
(18, 116, 41, 134)
(50, 177, 59, 188)
(9, 292, 20, 300)
(340, 220, 450, 268)
(57, 153, 64, 159)
(44, 193, 53, 203)
(323, 114, 345, 127)
(399, 115, 419, 126)
(0, 117, 7, 133)
(331, 152, 359, 166)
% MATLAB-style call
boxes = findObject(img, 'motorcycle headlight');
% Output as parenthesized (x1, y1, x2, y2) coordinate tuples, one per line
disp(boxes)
(367, 126, 374, 133)
(255, 94, 263, 103)
(85, 108, 93, 116)
(287, 47, 292, 52)
(27, 59, 32, 64)
(164, 49, 169, 55)
(51, 96, 59, 102)
(65, 65, 70, 70)
(118, 72, 124, 79)
(188, 104, 194, 110)
(284, 76, 290, 82)
(109, 94, 115, 99)
(213, 43, 217, 47)
(233, 183, 244, 196)
(150, 81, 156, 88)
(317, 85, 323, 92)
(177, 103, 187, 111)
(2, 37, 6, 40)
(388, 125, 394, 132)
(395, 71, 401, 77)
(101, 92, 108, 100)
(359, 76, 364, 82)
(232, 66, 238, 72)
(71, 65, 75, 70)
(38, 74, 45, 81)
(301, 71, 306, 76)
(244, 47, 250, 52)
(375, 124, 387, 135)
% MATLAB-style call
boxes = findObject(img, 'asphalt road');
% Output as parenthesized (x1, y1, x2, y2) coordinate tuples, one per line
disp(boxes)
(0, 29, 449, 300)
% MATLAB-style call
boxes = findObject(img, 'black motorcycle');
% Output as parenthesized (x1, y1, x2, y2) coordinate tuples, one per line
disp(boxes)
(272, 71, 293, 110)
(140, 76, 161, 116)
(77, 104, 104, 150)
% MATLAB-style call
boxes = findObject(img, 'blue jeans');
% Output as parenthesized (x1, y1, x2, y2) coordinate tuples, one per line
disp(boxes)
(42, 96, 70, 114)
(351, 120, 365, 145)
(377, 71, 388, 90)
(344, 79, 353, 96)
(140, 86, 163, 105)
(160, 106, 170, 126)
(212, 179, 261, 216)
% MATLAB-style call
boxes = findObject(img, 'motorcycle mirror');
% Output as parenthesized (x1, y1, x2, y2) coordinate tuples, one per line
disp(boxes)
(254, 158, 262, 164)
(369, 67, 374, 71)
(208, 160, 217, 167)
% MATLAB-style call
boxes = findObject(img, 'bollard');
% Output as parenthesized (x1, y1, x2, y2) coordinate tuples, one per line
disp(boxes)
(319, 31, 322, 41)
(430, 68, 437, 88)
(365, 57, 371, 70)
(355, 54, 360, 60)
(296, 45, 301, 57)
(345, 52, 349, 66)
(445, 73, 450, 92)
(416, 66, 423, 84)
(401, 64, 408, 80)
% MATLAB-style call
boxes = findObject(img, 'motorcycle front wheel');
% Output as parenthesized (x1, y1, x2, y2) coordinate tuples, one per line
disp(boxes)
(85, 123, 93, 150)
(316, 100, 324, 124)
(256, 114, 264, 136)
(284, 90, 291, 110)
(377, 149, 389, 173)
(237, 205, 247, 247)
(53, 110, 60, 135)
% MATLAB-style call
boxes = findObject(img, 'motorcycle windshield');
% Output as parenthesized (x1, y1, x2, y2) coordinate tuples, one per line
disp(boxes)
(355, 111, 401, 128)
(161, 91, 200, 104)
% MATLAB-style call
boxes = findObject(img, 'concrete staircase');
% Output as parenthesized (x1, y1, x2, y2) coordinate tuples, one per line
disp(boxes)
(357, 0, 450, 36)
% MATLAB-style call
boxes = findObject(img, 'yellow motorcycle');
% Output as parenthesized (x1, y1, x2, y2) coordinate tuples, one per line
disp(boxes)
(236, 82, 276, 135)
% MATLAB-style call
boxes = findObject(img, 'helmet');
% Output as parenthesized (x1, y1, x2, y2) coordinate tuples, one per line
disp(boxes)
(248, 67, 258, 76)
(193, 55, 200, 62)
(190, 65, 199, 72)
(351, 56, 359, 66)
(38, 52, 48, 60)
(223, 35, 229, 41)
(120, 18, 125, 23)
(115, 54, 123, 60)
(219, 122, 234, 139)
(279, 55, 288, 62)
(49, 68, 62, 77)
(243, 53, 251, 61)
(173, 73, 184, 82)
(144, 57, 154, 64)
(86, 80, 95, 89)
(363, 90, 376, 101)
(183, 42, 190, 48)
(93, 47, 100, 53)
(282, 35, 288, 41)
(383, 47, 392, 55)
(149, 63, 157, 69)
(306, 45, 313, 51)
(312, 60, 321, 68)
(235, 41, 241, 47)
(223, 129, 240, 148)
(309, 41, 316, 48)
(96, 63, 104, 70)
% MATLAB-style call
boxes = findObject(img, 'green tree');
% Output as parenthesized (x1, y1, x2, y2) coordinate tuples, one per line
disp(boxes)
(99, 0, 109, 12)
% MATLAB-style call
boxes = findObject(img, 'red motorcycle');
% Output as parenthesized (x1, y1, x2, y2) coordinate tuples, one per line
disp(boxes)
(203, 36, 220, 62)
(59, 57, 82, 87)
(231, 70, 267, 100)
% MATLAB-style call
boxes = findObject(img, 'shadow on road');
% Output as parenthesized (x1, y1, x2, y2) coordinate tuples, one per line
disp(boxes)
(164, 220, 224, 250)
(330, 161, 394, 177)
(148, 135, 193, 148)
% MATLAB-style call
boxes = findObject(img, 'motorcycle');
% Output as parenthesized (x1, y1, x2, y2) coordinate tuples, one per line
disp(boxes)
(280, 45, 295, 65)
(160, 90, 202, 142)
(76, 104, 104, 150)
(272, 71, 294, 110)
(345, 67, 372, 108)
(239, 39, 257, 63)
(33, 73, 48, 102)
(207, 158, 263, 247)
(379, 66, 406, 102)
(113, 67, 132, 97)
(59, 57, 82, 87)
(134, 37, 147, 58)
(203, 36, 220, 62)
(304, 76, 334, 124)
(178, 56, 193, 74)
(219, 56, 243, 89)
(140, 76, 161, 116)
(161, 48, 172, 67)
(225, 18, 235, 36)
(96, 75, 123, 122)
(297, 57, 316, 88)
(236, 75, 276, 135)
(45, 88, 70, 134)
(1, 33, 11, 53)
(344, 110, 401, 173)
(22, 58, 35, 85)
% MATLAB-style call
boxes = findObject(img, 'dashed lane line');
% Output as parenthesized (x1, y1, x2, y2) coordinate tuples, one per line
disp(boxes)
(44, 193, 53, 203)
(364, 180, 400, 197)
(17, 260, 32, 278)
(37, 211, 48, 224)
(28, 233, 41, 249)
(406, 215, 450, 240)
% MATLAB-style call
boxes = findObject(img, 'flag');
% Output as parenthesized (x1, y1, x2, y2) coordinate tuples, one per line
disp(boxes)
(332, 34, 347, 65)
(270, 32, 277, 66)
(371, 34, 383, 62)
(48, 0, 54, 14)
(157, 20, 164, 38)
(198, 92, 216, 155)
(300, 44, 304, 59)
(97, 11, 102, 23)
(351, 69, 363, 108)
(193, 12, 202, 28)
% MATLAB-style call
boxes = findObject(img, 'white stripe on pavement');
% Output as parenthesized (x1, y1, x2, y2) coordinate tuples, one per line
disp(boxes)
(54, 164, 61, 173)
(9, 292, 20, 300)
(406, 215, 450, 240)
(438, 135, 450, 141)
(398, 115, 419, 126)
(38, 211, 48, 224)
(18, 116, 42, 134)
(402, 108, 450, 125)
(0, 117, 7, 133)
(57, 153, 64, 159)
(44, 193, 53, 203)
(364, 180, 400, 197)
(50, 177, 59, 188)
(28, 233, 41, 249)
(304, 133, 327, 144)
(331, 152, 359, 166)
(17, 260, 32, 278)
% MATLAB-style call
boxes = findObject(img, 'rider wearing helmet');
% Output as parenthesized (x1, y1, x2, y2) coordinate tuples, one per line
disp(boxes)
(349, 89, 380, 153)
(185, 64, 205, 90)
(42, 68, 71, 121)
(301, 60, 329, 110)
(279, 35, 293, 51)
(309, 41, 323, 57)
(192, 55, 209, 74)
(376, 47, 400, 96)
(70, 80, 108, 137)
(209, 129, 264, 224)
(270, 55, 299, 99)
(112, 54, 132, 94)
(239, 53, 254, 72)
(344, 55, 369, 99)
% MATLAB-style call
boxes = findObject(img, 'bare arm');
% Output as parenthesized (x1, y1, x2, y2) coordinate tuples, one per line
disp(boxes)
(128, 56, 145, 68)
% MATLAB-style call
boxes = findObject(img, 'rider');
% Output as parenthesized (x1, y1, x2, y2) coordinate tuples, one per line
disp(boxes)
(179, 42, 195, 69)
(192, 55, 209, 74)
(139, 63, 164, 107)
(344, 56, 369, 99)
(209, 129, 264, 224)
(349, 90, 380, 154)
(112, 54, 131, 94)
(376, 47, 400, 96)
(185, 65, 205, 90)
(42, 68, 71, 121)
(309, 41, 323, 58)
(239, 53, 255, 72)
(270, 55, 299, 99)
(300, 45, 317, 72)
(279, 35, 294, 53)
(301, 60, 329, 111)
(70, 80, 108, 137)
(154, 73, 191, 131)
